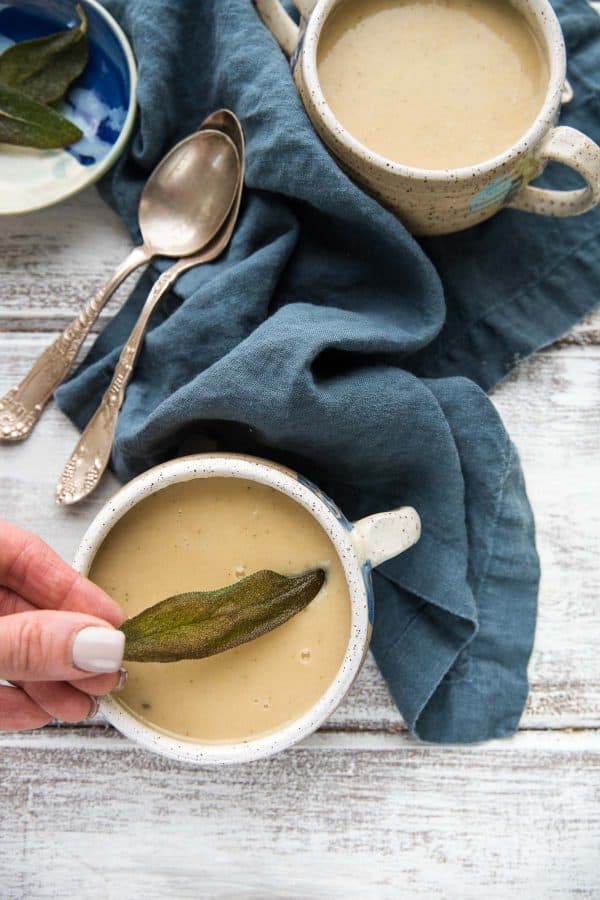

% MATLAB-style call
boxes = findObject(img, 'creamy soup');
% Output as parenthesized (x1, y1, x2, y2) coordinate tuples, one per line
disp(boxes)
(89, 477, 351, 743)
(317, 0, 548, 169)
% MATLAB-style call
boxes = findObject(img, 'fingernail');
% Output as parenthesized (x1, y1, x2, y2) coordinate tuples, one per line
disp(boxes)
(86, 696, 100, 720)
(114, 667, 128, 692)
(72, 627, 125, 674)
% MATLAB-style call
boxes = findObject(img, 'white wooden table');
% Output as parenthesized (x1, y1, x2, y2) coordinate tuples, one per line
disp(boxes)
(0, 188, 598, 899)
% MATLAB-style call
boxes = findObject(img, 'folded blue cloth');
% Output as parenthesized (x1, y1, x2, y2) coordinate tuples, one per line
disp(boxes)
(56, 0, 600, 742)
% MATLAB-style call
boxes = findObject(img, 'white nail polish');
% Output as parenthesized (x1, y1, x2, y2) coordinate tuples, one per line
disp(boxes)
(86, 697, 100, 720)
(72, 627, 125, 673)
(114, 667, 128, 692)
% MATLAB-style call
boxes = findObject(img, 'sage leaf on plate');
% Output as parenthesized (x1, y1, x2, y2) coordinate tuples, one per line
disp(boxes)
(0, 4, 88, 105)
(0, 81, 83, 148)
(120, 569, 326, 663)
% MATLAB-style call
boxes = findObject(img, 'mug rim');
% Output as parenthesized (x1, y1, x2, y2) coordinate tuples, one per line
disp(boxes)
(301, 0, 567, 182)
(73, 453, 371, 765)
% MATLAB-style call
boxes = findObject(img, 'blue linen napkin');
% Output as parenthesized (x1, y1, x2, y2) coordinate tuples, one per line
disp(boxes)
(56, 0, 600, 742)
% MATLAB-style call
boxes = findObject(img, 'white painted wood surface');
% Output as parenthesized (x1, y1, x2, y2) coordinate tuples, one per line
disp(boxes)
(1, 187, 599, 897)
(1, 729, 599, 900)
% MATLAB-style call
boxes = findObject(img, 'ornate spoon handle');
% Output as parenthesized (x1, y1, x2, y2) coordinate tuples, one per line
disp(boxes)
(55, 259, 189, 505)
(0, 245, 150, 443)
(57, 151, 244, 506)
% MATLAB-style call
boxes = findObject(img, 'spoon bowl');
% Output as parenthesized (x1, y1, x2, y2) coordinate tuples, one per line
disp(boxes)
(200, 109, 245, 159)
(139, 129, 239, 257)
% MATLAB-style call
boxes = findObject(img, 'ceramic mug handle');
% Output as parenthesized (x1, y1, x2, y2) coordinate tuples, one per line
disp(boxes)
(254, 0, 317, 56)
(561, 80, 573, 105)
(509, 126, 600, 217)
(351, 508, 421, 568)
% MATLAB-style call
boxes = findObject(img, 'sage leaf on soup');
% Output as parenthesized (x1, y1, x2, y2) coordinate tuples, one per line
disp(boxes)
(0, 81, 82, 148)
(0, 5, 88, 105)
(120, 568, 326, 663)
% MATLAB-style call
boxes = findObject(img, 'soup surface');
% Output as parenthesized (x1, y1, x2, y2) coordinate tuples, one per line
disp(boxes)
(317, 0, 548, 169)
(90, 477, 351, 742)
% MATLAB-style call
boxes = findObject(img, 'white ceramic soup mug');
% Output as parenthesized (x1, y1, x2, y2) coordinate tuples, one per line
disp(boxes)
(74, 453, 420, 765)
(254, 0, 600, 235)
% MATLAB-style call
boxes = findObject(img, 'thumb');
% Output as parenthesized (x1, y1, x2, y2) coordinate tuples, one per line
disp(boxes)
(0, 610, 125, 682)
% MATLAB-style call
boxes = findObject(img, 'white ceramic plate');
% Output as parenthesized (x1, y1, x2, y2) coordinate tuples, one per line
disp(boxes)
(0, 0, 137, 215)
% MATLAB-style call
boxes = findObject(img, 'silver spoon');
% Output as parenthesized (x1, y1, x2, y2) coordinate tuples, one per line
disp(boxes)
(56, 111, 245, 505)
(0, 128, 239, 443)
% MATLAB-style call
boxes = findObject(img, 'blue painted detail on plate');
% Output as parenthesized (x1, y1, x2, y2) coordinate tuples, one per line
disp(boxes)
(0, 1, 131, 166)
(296, 474, 353, 532)
(361, 561, 375, 625)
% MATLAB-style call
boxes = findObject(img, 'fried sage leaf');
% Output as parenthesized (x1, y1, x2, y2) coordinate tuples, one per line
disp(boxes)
(121, 569, 326, 663)
(0, 81, 82, 148)
(0, 5, 88, 105)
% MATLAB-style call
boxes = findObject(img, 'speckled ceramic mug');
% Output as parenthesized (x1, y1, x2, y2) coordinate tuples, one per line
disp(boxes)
(255, 0, 600, 235)
(74, 453, 420, 765)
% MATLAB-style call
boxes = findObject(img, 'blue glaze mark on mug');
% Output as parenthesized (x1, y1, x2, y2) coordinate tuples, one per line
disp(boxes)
(361, 561, 375, 625)
(296, 474, 353, 531)
(469, 173, 516, 214)
(469, 154, 541, 215)
(290, 22, 306, 73)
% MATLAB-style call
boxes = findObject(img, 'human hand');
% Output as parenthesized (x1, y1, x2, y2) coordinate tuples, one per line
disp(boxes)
(0, 520, 126, 731)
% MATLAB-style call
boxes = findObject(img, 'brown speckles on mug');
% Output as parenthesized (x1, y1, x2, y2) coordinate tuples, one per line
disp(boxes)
(73, 452, 420, 764)
(254, 0, 600, 235)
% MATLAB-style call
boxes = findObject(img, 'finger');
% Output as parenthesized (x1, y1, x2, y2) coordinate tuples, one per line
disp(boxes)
(69, 668, 127, 696)
(19, 680, 97, 723)
(0, 585, 34, 616)
(0, 684, 51, 731)
(0, 610, 125, 682)
(0, 520, 125, 625)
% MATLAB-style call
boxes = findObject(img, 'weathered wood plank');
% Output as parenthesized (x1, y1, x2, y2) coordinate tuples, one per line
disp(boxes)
(493, 348, 600, 728)
(0, 728, 598, 899)
(0, 185, 599, 343)
(553, 312, 600, 348)
(0, 188, 133, 332)
(1, 334, 599, 730)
